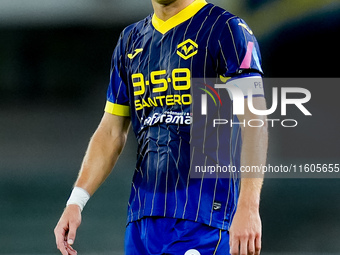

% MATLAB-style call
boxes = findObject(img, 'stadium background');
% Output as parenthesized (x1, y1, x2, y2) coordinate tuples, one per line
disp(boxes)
(0, 0, 339, 254)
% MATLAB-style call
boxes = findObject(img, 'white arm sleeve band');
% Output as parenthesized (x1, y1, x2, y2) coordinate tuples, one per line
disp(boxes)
(66, 187, 90, 212)
(215, 76, 264, 100)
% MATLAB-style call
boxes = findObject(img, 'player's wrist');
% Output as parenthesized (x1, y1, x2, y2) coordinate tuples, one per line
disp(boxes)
(237, 192, 260, 210)
(237, 198, 260, 211)
(66, 187, 91, 212)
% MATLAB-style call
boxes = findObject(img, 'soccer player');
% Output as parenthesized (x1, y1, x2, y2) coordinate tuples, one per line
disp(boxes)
(54, 0, 268, 254)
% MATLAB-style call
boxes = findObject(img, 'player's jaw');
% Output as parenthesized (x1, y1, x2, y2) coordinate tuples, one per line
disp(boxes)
(153, 0, 178, 6)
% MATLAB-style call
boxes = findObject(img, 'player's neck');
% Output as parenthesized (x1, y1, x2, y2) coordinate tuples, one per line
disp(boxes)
(152, 0, 195, 21)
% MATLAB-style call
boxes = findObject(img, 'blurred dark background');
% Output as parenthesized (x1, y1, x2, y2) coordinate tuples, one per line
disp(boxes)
(1, 0, 340, 254)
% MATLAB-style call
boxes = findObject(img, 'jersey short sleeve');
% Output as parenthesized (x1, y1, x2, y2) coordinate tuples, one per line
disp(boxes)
(218, 17, 263, 78)
(104, 34, 130, 117)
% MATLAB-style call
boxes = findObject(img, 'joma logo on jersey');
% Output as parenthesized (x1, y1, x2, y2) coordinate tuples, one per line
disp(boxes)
(177, 39, 198, 60)
(128, 48, 143, 59)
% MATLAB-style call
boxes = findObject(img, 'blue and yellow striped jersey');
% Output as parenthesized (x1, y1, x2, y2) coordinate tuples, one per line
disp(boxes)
(105, 0, 263, 230)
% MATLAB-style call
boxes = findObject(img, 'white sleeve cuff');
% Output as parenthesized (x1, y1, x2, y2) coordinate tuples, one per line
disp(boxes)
(219, 76, 264, 100)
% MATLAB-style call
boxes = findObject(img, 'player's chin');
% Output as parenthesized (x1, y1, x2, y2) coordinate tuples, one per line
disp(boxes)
(155, 0, 177, 6)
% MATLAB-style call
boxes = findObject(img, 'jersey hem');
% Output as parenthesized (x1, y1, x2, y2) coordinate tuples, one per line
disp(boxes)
(127, 208, 232, 231)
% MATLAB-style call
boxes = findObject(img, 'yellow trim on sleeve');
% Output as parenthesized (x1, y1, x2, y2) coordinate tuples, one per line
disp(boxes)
(152, 0, 208, 34)
(219, 75, 231, 83)
(104, 101, 130, 116)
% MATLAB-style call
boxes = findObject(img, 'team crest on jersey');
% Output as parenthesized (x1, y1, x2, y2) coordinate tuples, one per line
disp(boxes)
(176, 39, 198, 60)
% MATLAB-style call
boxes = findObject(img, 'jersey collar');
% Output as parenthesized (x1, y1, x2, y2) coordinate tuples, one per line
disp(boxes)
(152, 0, 208, 35)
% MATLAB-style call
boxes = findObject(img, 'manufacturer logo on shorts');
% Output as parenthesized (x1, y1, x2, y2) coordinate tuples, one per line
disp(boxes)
(184, 249, 201, 255)
(213, 201, 222, 211)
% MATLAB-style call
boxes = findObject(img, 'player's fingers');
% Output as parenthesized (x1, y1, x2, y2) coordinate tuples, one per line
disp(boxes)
(54, 223, 64, 245)
(57, 242, 68, 255)
(239, 237, 248, 255)
(66, 243, 75, 250)
(54, 225, 68, 255)
(248, 237, 255, 255)
(56, 238, 68, 255)
(67, 222, 78, 245)
(66, 244, 78, 255)
(66, 242, 76, 252)
(229, 237, 239, 255)
(255, 234, 262, 255)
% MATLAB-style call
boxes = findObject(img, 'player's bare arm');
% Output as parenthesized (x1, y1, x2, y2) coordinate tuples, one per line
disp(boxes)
(54, 113, 130, 255)
(229, 97, 268, 255)
(74, 113, 130, 195)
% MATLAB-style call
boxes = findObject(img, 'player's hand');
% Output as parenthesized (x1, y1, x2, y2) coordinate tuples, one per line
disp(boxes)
(54, 204, 82, 255)
(229, 204, 262, 255)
